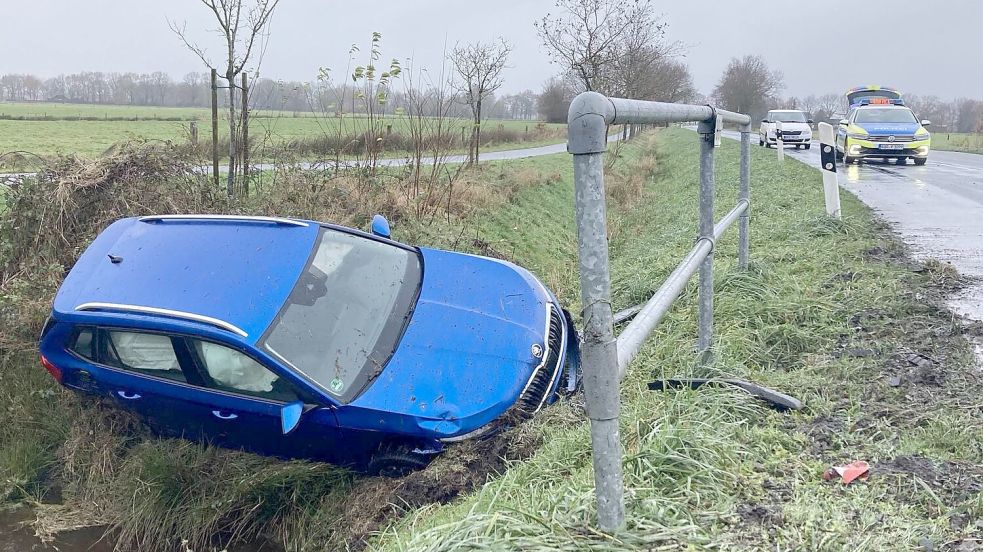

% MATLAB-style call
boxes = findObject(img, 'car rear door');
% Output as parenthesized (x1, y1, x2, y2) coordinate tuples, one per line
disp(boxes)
(75, 328, 208, 438)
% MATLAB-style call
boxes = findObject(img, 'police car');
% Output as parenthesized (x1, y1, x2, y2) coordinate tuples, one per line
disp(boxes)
(836, 86, 931, 165)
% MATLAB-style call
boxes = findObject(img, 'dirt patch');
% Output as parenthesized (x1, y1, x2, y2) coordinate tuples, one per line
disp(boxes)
(335, 424, 544, 550)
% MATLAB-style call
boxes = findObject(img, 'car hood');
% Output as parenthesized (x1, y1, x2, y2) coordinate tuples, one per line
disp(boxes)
(343, 247, 552, 437)
(854, 122, 921, 135)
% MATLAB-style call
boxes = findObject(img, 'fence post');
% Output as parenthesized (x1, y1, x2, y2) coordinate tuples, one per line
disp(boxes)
(697, 115, 717, 358)
(241, 72, 249, 195)
(210, 68, 219, 188)
(568, 92, 625, 531)
(739, 125, 751, 268)
(775, 120, 785, 162)
(818, 122, 841, 218)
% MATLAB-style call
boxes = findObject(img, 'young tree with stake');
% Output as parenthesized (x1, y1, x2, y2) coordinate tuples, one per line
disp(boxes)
(169, 0, 280, 196)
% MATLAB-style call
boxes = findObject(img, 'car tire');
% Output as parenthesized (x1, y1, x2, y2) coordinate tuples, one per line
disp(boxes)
(368, 445, 431, 478)
(795, 145, 802, 149)
(914, 157, 928, 166)
(805, 144, 811, 150)
(759, 136, 765, 146)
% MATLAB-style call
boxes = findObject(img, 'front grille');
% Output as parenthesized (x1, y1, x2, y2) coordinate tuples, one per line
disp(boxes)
(516, 306, 564, 415)
(867, 135, 915, 142)
(780, 130, 802, 136)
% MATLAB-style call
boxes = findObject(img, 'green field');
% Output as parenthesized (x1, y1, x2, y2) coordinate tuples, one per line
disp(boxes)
(0, 102, 563, 166)
(930, 132, 983, 154)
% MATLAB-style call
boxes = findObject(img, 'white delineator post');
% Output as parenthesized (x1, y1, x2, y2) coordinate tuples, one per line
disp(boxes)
(818, 123, 841, 218)
(775, 120, 785, 161)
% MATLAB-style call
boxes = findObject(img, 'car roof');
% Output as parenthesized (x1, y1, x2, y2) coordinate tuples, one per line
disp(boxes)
(53, 216, 321, 343)
(770, 109, 806, 113)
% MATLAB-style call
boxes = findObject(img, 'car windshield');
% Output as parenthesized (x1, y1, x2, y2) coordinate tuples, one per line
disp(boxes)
(261, 227, 421, 403)
(771, 112, 808, 123)
(855, 108, 917, 124)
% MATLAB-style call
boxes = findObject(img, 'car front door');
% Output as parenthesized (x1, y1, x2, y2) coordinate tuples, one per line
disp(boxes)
(178, 338, 343, 462)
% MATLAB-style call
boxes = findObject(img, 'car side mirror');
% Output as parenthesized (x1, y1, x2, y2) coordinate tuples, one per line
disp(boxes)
(808, 119, 815, 124)
(839, 119, 849, 126)
(921, 120, 931, 127)
(371, 214, 391, 239)
(281, 401, 305, 434)
(761, 119, 770, 123)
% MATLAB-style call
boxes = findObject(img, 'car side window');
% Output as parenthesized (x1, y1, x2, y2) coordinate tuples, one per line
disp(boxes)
(70, 328, 95, 360)
(103, 330, 187, 383)
(191, 339, 300, 403)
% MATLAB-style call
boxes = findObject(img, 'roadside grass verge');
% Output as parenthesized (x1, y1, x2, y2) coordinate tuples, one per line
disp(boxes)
(930, 132, 983, 155)
(367, 129, 983, 551)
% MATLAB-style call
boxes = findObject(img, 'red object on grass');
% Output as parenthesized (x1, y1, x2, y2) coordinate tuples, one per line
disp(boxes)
(823, 461, 870, 484)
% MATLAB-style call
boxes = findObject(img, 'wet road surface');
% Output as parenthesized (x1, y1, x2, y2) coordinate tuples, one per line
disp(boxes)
(730, 131, 983, 321)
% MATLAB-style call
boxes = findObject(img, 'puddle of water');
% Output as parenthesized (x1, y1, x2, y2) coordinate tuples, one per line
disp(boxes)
(0, 507, 113, 552)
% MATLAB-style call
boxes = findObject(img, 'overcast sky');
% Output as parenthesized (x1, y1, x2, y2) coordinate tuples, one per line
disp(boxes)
(3, 0, 980, 99)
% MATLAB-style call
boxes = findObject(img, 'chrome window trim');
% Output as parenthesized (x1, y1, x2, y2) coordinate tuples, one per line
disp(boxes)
(74, 302, 248, 337)
(138, 214, 308, 227)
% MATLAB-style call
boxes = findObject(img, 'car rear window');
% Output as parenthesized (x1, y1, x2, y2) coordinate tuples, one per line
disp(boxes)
(70, 328, 95, 360)
(104, 331, 187, 383)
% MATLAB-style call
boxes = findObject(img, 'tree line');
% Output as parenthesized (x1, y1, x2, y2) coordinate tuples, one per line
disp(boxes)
(0, 70, 541, 121)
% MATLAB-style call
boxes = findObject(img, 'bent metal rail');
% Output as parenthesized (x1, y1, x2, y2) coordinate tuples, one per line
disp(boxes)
(567, 92, 752, 531)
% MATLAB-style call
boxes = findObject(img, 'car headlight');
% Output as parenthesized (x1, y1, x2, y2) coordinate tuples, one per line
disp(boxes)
(847, 132, 869, 140)
(915, 132, 930, 140)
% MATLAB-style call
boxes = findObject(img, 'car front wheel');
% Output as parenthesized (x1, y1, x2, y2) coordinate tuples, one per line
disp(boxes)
(368, 444, 431, 477)
(914, 157, 928, 166)
(805, 143, 811, 150)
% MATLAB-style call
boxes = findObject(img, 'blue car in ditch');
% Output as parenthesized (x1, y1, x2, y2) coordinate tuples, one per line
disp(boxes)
(38, 214, 576, 476)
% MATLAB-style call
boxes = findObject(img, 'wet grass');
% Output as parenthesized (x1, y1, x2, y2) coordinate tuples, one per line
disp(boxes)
(367, 129, 983, 551)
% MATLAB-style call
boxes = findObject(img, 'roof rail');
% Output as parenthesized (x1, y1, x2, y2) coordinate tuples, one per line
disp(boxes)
(74, 302, 248, 337)
(138, 214, 308, 227)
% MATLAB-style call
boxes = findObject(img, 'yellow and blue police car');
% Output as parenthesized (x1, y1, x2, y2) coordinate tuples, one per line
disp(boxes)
(836, 86, 931, 165)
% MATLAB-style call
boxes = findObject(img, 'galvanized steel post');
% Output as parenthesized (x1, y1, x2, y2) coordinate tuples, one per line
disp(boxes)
(568, 92, 625, 531)
(739, 127, 751, 269)
(697, 116, 717, 357)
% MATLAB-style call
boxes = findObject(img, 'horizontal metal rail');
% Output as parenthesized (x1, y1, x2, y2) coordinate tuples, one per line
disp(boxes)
(713, 200, 750, 242)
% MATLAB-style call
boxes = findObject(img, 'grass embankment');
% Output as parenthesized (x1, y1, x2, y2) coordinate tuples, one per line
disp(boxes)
(0, 101, 564, 170)
(930, 132, 983, 155)
(370, 129, 983, 550)
(1, 129, 979, 550)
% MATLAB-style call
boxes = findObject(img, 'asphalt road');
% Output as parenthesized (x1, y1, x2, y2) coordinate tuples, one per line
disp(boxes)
(730, 131, 983, 322)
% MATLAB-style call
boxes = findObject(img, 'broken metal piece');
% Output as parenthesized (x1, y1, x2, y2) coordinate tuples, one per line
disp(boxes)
(647, 377, 803, 411)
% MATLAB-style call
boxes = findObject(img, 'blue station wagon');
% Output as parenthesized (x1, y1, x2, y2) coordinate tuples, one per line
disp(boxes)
(38, 214, 577, 475)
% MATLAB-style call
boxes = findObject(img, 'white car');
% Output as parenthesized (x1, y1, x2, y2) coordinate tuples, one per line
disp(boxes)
(759, 110, 813, 149)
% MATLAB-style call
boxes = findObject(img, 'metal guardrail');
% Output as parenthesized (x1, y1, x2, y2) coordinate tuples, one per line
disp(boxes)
(567, 91, 752, 531)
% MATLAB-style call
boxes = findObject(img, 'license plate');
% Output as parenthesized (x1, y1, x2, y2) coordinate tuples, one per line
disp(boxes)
(878, 143, 904, 150)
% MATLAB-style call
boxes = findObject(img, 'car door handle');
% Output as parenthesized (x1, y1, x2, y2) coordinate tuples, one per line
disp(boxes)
(116, 390, 142, 400)
(211, 410, 239, 420)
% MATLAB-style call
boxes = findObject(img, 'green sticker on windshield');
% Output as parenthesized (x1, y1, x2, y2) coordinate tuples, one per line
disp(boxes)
(329, 378, 345, 393)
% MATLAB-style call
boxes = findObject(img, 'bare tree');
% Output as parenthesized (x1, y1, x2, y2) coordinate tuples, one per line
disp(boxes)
(169, 0, 280, 196)
(712, 55, 784, 121)
(450, 38, 512, 164)
(535, 0, 650, 94)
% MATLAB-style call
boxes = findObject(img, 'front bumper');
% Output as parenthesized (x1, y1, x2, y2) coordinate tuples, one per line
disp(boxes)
(848, 138, 930, 158)
(767, 133, 812, 144)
